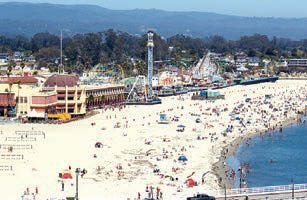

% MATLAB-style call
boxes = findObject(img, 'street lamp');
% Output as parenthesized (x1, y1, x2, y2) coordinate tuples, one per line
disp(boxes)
(75, 168, 81, 200)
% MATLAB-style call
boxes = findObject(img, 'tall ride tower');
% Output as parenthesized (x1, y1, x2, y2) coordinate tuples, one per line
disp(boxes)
(125, 31, 161, 105)
(147, 31, 154, 99)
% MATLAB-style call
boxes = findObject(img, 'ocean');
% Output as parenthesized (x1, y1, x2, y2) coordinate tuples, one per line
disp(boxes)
(228, 119, 307, 188)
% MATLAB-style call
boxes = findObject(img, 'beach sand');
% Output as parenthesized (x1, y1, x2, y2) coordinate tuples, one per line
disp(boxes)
(0, 80, 306, 200)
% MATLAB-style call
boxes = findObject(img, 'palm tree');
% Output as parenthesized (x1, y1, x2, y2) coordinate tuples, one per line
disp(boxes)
(6, 66, 12, 78)
(20, 62, 25, 76)
(15, 81, 21, 116)
(5, 83, 13, 117)
(7, 60, 15, 78)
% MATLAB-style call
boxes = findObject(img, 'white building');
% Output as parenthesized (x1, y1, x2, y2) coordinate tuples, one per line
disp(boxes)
(0, 53, 9, 64)
(287, 59, 307, 68)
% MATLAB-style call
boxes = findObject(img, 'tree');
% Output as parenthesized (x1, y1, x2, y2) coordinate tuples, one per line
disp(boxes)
(7, 60, 15, 78)
(31, 32, 60, 51)
(20, 62, 25, 75)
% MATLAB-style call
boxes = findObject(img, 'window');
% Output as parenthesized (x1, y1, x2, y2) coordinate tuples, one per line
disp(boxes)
(67, 96, 74, 101)
(58, 96, 65, 101)
(68, 108, 74, 113)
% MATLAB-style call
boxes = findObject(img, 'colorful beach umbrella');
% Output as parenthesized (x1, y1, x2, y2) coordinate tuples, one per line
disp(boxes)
(178, 155, 188, 161)
(61, 170, 73, 179)
(186, 178, 196, 187)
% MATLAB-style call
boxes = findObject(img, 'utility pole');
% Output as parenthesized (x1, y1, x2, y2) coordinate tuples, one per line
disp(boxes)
(224, 184, 227, 200)
(60, 30, 64, 73)
(75, 168, 80, 200)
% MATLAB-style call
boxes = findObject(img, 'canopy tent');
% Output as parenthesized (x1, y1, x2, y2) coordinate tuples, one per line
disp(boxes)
(178, 155, 188, 161)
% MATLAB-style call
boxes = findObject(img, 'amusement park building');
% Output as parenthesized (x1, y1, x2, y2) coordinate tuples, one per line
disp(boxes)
(44, 74, 126, 114)
(0, 74, 127, 118)
(43, 74, 87, 116)
(85, 84, 126, 110)
(0, 76, 58, 118)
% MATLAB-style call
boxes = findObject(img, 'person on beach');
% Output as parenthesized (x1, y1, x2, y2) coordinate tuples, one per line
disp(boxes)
(61, 181, 65, 191)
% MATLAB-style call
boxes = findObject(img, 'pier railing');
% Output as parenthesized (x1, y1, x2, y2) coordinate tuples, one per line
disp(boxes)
(215, 183, 307, 197)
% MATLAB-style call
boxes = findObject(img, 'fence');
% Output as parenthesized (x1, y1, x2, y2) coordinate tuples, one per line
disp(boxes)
(5, 137, 36, 142)
(0, 154, 24, 160)
(0, 165, 12, 171)
(15, 131, 45, 139)
(0, 144, 33, 150)
(215, 184, 307, 197)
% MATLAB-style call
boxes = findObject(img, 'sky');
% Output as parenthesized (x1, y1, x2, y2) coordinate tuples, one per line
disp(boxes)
(1, 0, 306, 18)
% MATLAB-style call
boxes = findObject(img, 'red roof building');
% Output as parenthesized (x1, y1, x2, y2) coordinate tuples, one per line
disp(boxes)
(44, 74, 79, 87)
(0, 76, 38, 85)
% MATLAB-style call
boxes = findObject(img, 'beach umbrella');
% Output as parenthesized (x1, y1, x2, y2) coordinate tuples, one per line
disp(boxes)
(178, 155, 188, 161)
(61, 170, 73, 179)
(95, 142, 103, 148)
(177, 125, 186, 128)
(186, 178, 196, 187)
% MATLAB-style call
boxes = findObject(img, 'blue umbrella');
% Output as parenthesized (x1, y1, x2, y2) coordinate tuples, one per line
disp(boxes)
(177, 125, 186, 128)
(178, 155, 188, 161)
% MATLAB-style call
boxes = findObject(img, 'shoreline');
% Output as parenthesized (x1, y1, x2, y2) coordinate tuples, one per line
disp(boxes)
(1, 80, 306, 199)
(212, 112, 305, 190)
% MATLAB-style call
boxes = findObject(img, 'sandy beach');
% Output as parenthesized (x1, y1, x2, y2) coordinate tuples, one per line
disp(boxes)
(0, 80, 306, 200)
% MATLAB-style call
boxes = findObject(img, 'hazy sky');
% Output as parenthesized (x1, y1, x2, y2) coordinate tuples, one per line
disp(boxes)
(1, 0, 306, 18)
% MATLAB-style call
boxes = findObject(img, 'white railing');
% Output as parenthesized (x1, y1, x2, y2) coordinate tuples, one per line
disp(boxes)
(271, 198, 307, 200)
(215, 184, 307, 197)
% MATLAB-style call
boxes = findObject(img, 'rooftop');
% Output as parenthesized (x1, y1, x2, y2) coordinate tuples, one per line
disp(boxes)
(0, 76, 38, 85)
(44, 74, 79, 87)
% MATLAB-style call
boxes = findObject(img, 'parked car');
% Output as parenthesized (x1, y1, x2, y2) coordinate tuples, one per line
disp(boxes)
(187, 194, 216, 200)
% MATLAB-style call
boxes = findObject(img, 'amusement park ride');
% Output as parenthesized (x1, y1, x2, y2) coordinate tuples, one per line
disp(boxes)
(126, 31, 162, 105)
(191, 52, 224, 85)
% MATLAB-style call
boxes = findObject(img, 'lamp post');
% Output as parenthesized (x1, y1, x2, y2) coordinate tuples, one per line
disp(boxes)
(75, 168, 81, 200)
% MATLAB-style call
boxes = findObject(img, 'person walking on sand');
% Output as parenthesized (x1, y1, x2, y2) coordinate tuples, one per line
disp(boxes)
(150, 186, 153, 198)
(61, 181, 65, 191)
(156, 187, 160, 199)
